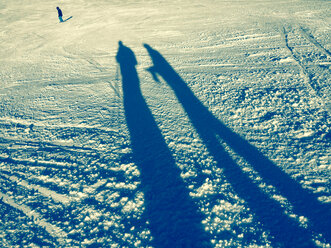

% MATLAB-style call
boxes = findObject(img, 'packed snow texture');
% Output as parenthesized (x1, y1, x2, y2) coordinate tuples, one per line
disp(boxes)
(0, 0, 330, 247)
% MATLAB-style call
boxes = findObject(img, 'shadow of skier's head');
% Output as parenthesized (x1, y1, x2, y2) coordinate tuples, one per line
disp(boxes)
(116, 41, 137, 67)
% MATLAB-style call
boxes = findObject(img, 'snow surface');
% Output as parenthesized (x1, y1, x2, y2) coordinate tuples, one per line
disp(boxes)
(0, 0, 330, 247)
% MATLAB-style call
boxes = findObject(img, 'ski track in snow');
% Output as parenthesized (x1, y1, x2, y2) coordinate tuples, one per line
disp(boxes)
(281, 24, 330, 113)
(0, 0, 330, 247)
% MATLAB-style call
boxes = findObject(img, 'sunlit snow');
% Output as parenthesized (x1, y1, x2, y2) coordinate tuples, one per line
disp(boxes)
(0, 0, 330, 247)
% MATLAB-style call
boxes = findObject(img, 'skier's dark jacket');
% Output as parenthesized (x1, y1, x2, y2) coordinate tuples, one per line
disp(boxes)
(57, 8, 63, 17)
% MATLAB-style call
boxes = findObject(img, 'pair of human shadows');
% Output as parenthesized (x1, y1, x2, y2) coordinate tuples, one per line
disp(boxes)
(143, 44, 331, 247)
(116, 41, 211, 248)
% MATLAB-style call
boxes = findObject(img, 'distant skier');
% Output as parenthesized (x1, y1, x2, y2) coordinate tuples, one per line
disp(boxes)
(56, 7, 63, 23)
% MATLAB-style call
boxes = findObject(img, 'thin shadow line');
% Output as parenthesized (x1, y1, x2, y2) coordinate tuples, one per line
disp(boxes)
(116, 41, 211, 248)
(144, 44, 330, 247)
(63, 16, 73, 22)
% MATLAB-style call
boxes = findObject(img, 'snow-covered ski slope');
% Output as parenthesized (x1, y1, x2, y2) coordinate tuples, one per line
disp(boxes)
(0, 0, 330, 247)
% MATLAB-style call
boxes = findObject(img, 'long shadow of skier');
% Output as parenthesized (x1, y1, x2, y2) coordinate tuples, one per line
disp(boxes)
(144, 44, 331, 247)
(116, 41, 211, 248)
(63, 16, 73, 22)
